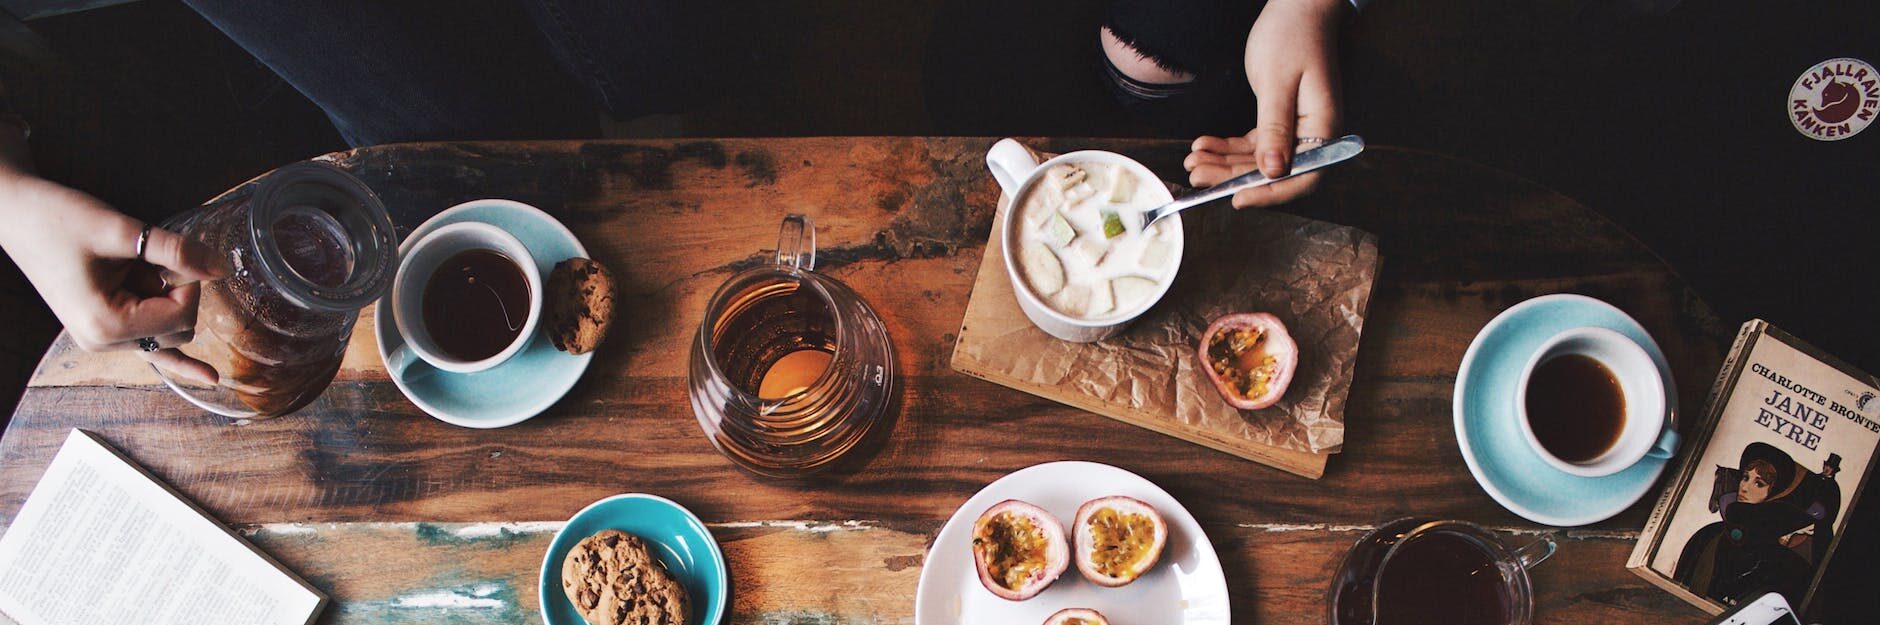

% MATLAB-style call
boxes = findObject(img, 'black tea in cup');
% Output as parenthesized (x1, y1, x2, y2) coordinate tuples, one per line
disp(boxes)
(421, 248, 532, 362)
(1524, 353, 1627, 462)
(1374, 532, 1511, 625)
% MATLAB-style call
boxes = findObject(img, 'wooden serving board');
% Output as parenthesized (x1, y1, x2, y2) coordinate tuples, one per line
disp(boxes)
(951, 184, 1381, 479)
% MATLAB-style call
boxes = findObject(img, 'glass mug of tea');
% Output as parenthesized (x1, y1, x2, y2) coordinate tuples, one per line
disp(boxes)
(687, 215, 898, 477)
(1328, 518, 1557, 625)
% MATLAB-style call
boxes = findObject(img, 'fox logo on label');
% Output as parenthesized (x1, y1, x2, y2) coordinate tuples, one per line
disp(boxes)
(1790, 58, 1878, 141)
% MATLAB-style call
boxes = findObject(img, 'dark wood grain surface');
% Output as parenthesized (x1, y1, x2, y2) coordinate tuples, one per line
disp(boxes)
(0, 138, 1736, 624)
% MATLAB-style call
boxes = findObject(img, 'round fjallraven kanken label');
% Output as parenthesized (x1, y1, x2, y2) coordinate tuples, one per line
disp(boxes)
(1789, 58, 1877, 141)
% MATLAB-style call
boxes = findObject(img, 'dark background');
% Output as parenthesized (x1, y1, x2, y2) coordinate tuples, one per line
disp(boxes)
(0, 0, 1873, 621)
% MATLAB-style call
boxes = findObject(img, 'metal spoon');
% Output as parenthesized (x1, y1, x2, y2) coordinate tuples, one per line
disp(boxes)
(1143, 134, 1366, 227)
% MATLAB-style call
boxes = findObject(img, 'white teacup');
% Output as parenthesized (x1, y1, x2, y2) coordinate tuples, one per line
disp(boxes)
(386, 221, 543, 376)
(1514, 327, 1677, 477)
(985, 138, 1184, 343)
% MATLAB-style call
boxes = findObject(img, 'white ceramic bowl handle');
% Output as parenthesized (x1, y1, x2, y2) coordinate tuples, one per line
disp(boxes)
(986, 138, 1041, 197)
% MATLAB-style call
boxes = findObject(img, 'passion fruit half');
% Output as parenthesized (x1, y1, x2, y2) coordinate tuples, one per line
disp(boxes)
(1043, 608, 1110, 625)
(971, 499, 1069, 601)
(1199, 312, 1299, 410)
(1073, 496, 1168, 587)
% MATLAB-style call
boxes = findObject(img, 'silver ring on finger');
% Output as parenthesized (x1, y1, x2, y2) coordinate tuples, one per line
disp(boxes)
(1295, 136, 1329, 145)
(137, 336, 160, 352)
(134, 223, 153, 262)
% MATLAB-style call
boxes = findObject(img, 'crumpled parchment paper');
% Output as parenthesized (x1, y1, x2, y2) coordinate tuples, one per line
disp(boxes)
(952, 150, 1380, 455)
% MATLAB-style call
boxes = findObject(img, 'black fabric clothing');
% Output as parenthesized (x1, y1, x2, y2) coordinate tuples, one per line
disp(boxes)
(1103, 0, 1263, 78)
(1100, 0, 1265, 136)
(181, 0, 715, 148)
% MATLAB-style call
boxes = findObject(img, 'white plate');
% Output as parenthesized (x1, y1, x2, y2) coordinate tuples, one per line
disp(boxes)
(914, 461, 1230, 625)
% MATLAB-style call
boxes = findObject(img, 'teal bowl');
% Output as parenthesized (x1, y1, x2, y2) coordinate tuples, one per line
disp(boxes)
(540, 494, 728, 625)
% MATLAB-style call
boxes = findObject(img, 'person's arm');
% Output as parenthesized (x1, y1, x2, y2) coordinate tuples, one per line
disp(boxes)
(0, 113, 224, 383)
(1185, 0, 1352, 208)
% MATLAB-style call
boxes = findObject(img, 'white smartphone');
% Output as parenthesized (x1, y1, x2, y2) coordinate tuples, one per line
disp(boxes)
(1707, 592, 1803, 625)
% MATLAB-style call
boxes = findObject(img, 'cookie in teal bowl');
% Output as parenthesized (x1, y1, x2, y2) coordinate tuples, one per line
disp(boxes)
(540, 494, 728, 625)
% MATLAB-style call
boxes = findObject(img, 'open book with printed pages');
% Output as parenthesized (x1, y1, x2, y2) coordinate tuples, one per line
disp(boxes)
(0, 429, 325, 625)
(1627, 320, 1880, 619)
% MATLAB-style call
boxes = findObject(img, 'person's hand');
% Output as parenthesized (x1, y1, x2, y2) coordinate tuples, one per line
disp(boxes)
(1185, 0, 1347, 208)
(1185, 133, 1318, 208)
(0, 170, 227, 383)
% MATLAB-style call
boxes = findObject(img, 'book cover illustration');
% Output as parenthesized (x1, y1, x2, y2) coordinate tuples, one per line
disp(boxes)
(1643, 324, 1879, 613)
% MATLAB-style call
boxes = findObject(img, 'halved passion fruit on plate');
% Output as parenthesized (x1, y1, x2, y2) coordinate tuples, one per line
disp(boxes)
(1043, 607, 1110, 625)
(1073, 496, 1168, 587)
(1199, 312, 1299, 410)
(971, 499, 1069, 601)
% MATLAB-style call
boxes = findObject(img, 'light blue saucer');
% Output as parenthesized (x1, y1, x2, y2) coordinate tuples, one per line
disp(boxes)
(540, 494, 729, 625)
(1453, 293, 1679, 527)
(374, 199, 594, 428)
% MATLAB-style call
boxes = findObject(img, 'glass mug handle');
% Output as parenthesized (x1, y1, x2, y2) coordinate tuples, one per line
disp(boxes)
(1513, 535, 1557, 570)
(776, 214, 817, 271)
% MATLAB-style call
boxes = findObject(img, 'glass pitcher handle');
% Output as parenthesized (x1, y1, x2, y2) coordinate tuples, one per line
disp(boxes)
(776, 214, 817, 271)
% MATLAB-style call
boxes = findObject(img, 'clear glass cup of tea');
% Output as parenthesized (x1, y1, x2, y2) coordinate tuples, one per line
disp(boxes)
(1328, 518, 1556, 625)
(687, 215, 898, 477)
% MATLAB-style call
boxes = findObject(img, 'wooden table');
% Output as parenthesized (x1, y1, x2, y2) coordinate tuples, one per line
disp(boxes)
(1, 138, 1734, 624)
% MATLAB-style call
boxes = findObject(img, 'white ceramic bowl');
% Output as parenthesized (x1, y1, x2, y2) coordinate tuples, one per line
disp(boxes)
(985, 138, 1183, 343)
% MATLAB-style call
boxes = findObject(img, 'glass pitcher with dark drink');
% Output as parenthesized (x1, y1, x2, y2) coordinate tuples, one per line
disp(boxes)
(155, 161, 397, 418)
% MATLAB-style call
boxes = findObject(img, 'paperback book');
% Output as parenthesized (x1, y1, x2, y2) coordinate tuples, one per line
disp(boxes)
(1628, 320, 1879, 617)
(0, 430, 324, 625)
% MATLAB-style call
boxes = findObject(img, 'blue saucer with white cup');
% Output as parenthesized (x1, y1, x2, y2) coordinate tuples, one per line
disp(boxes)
(1453, 294, 1680, 526)
(374, 199, 594, 428)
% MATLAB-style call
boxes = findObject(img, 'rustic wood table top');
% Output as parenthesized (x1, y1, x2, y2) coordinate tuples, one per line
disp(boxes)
(0, 137, 1737, 624)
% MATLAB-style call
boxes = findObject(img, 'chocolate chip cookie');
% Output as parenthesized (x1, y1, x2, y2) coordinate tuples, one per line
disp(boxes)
(561, 529, 690, 625)
(545, 257, 615, 355)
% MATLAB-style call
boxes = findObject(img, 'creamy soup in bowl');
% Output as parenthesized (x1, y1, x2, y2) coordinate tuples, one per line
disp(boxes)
(1014, 162, 1179, 319)
(986, 139, 1183, 343)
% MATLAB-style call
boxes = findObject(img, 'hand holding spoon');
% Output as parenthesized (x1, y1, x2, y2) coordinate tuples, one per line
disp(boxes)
(1144, 134, 1365, 228)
